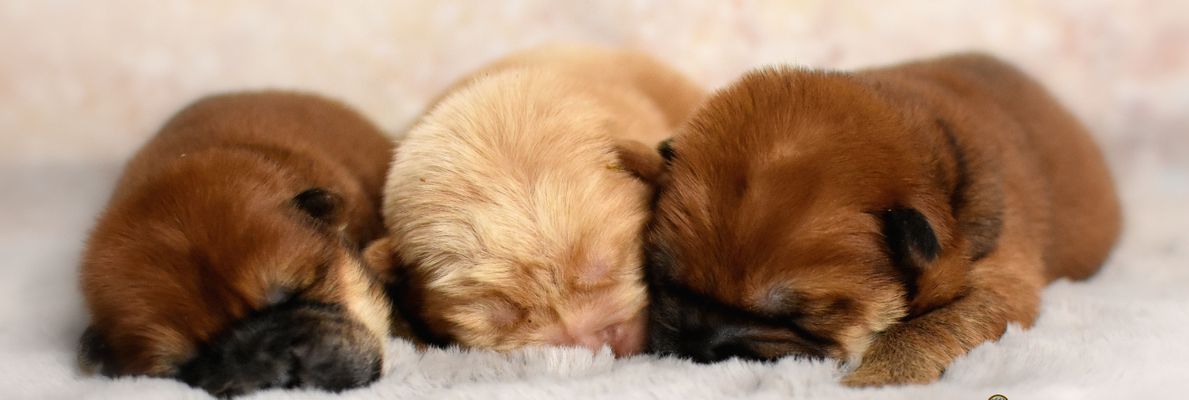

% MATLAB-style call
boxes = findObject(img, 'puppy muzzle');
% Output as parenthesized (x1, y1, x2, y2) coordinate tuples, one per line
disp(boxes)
(651, 323, 769, 364)
(646, 291, 829, 364)
(178, 301, 382, 398)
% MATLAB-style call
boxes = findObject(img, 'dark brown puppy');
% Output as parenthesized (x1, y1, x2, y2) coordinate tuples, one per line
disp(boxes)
(79, 91, 396, 397)
(645, 53, 1121, 386)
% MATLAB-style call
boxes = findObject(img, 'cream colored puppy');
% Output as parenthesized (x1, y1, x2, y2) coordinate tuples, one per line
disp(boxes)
(366, 45, 704, 357)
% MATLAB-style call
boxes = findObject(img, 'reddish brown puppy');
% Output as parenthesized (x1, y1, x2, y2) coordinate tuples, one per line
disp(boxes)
(645, 53, 1121, 385)
(79, 92, 395, 397)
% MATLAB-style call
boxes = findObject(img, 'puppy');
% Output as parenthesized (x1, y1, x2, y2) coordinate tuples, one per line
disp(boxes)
(365, 45, 705, 357)
(645, 53, 1121, 385)
(79, 92, 396, 397)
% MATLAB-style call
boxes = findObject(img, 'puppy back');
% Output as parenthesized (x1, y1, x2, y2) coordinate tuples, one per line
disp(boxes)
(863, 53, 1121, 281)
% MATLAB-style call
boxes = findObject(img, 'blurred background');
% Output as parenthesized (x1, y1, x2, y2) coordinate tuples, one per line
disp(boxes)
(0, 0, 1186, 390)
(4, 1, 1187, 168)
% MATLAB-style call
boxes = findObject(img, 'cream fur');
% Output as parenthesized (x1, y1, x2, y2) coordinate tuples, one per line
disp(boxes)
(380, 45, 704, 353)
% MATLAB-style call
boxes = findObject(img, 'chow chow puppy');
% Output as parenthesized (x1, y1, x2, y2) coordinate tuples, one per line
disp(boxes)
(79, 92, 396, 396)
(365, 45, 705, 357)
(645, 53, 1121, 385)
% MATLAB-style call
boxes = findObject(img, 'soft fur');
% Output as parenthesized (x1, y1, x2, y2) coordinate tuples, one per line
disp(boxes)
(367, 45, 705, 357)
(78, 92, 396, 396)
(645, 53, 1122, 385)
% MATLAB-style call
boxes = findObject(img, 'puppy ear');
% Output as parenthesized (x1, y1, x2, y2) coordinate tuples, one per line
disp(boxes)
(361, 236, 419, 340)
(78, 326, 112, 376)
(362, 237, 404, 283)
(292, 188, 342, 223)
(880, 208, 940, 298)
(361, 237, 451, 347)
(611, 138, 666, 184)
(882, 208, 940, 267)
(880, 207, 969, 316)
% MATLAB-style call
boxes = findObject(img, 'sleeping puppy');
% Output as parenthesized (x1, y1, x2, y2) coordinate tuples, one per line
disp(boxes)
(365, 45, 705, 357)
(645, 53, 1121, 385)
(79, 92, 395, 397)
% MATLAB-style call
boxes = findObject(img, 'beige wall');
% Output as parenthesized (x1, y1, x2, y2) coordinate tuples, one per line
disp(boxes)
(2, 0, 1185, 172)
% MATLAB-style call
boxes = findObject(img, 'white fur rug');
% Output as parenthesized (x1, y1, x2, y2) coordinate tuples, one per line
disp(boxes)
(2, 1, 1187, 399)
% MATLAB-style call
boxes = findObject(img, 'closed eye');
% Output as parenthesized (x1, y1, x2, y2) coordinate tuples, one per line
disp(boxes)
(742, 335, 799, 346)
(658, 138, 676, 163)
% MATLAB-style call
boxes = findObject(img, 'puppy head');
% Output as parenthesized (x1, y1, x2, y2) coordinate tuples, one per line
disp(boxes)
(377, 71, 662, 357)
(79, 94, 392, 397)
(646, 68, 969, 364)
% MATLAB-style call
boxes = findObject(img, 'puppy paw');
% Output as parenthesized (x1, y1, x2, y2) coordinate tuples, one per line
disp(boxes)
(841, 360, 941, 387)
(840, 337, 945, 387)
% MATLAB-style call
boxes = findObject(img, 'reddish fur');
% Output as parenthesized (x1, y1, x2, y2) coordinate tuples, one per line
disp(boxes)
(80, 91, 393, 376)
(650, 53, 1121, 385)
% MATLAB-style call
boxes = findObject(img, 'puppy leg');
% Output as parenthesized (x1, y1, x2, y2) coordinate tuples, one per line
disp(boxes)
(842, 250, 1044, 386)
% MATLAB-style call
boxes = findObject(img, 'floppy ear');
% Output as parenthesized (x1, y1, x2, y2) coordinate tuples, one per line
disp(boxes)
(611, 138, 666, 184)
(292, 188, 342, 223)
(881, 208, 941, 277)
(78, 326, 113, 376)
(362, 237, 414, 338)
(880, 207, 941, 302)
(880, 207, 969, 316)
(361, 237, 453, 347)
(362, 236, 404, 284)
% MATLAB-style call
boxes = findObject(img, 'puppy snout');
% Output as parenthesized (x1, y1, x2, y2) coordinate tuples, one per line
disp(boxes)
(548, 327, 614, 353)
(178, 302, 382, 398)
(647, 316, 764, 364)
(548, 317, 646, 357)
(683, 330, 764, 364)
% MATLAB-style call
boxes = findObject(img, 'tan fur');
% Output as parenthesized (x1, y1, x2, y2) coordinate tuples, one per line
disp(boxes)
(370, 45, 705, 356)
(79, 92, 395, 386)
(645, 53, 1121, 385)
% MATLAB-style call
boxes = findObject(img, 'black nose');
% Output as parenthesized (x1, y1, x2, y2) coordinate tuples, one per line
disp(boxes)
(681, 329, 764, 364)
(178, 302, 382, 398)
